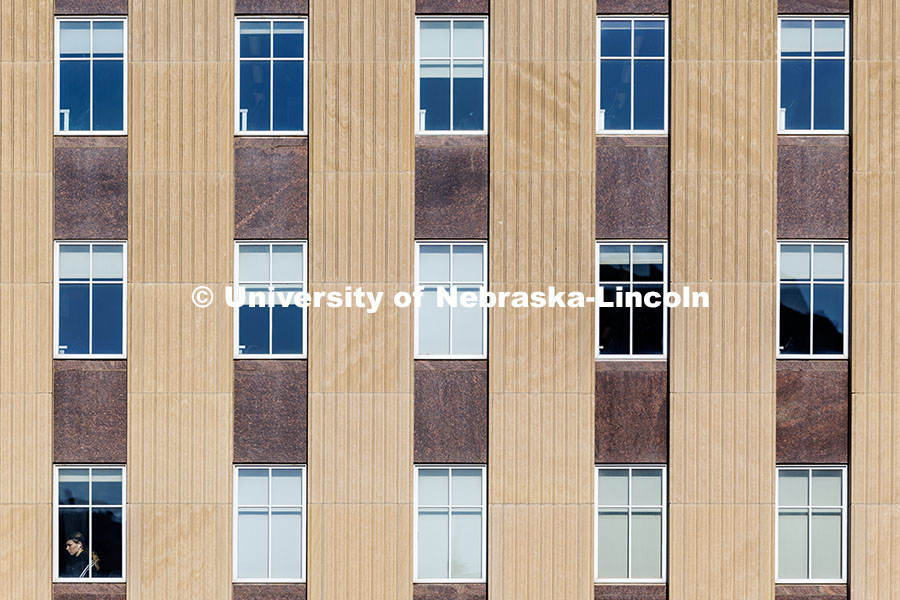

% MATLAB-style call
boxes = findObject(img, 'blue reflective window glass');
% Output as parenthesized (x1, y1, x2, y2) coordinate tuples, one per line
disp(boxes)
(92, 284, 123, 355)
(812, 284, 844, 354)
(420, 61, 451, 131)
(93, 60, 124, 131)
(273, 22, 303, 58)
(633, 284, 664, 355)
(600, 59, 631, 130)
(59, 60, 91, 131)
(239, 302, 270, 355)
(59, 284, 90, 355)
(240, 61, 271, 131)
(241, 22, 271, 58)
(633, 60, 665, 130)
(634, 20, 665, 57)
(273, 61, 303, 131)
(780, 283, 811, 354)
(813, 59, 844, 130)
(600, 21, 631, 57)
(598, 285, 630, 355)
(272, 304, 303, 354)
(781, 59, 812, 130)
(452, 62, 484, 131)
(92, 507, 123, 578)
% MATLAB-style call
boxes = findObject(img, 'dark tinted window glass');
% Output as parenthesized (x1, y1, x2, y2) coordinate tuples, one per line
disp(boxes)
(598, 245, 630, 282)
(600, 21, 631, 56)
(92, 61, 124, 131)
(780, 283, 811, 354)
(240, 61, 271, 131)
(239, 300, 270, 355)
(600, 60, 631, 130)
(812, 283, 844, 354)
(420, 62, 451, 131)
(59, 284, 90, 355)
(632, 245, 664, 282)
(241, 23, 271, 58)
(598, 285, 630, 355)
(58, 508, 90, 578)
(272, 302, 303, 355)
(634, 21, 665, 57)
(91, 469, 123, 505)
(60, 61, 91, 131)
(92, 507, 123, 578)
(92, 284, 123, 355)
(813, 59, 844, 130)
(781, 60, 812, 130)
(273, 61, 303, 131)
(633, 60, 665, 130)
(633, 284, 664, 354)
(273, 22, 303, 58)
(59, 469, 90, 505)
(452, 62, 484, 131)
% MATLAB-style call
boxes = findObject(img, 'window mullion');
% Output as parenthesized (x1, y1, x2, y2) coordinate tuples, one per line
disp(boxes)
(810, 22, 816, 131)
(449, 20, 455, 132)
(88, 245, 94, 354)
(270, 23, 275, 132)
(630, 20, 635, 131)
(268, 468, 273, 579)
(447, 469, 453, 579)
(89, 22, 94, 132)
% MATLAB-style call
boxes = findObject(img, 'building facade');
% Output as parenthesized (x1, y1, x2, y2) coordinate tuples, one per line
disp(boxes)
(0, 0, 896, 599)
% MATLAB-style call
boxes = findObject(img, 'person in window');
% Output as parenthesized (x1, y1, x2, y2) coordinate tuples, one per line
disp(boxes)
(63, 531, 100, 577)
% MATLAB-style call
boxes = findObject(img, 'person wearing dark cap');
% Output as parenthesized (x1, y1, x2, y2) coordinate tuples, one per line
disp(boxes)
(62, 531, 99, 577)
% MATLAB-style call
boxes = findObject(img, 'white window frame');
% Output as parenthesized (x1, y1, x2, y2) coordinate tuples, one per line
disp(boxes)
(234, 17, 309, 136)
(53, 465, 127, 583)
(777, 16, 850, 135)
(413, 464, 487, 583)
(776, 240, 849, 359)
(775, 465, 848, 584)
(233, 240, 308, 359)
(414, 240, 488, 359)
(54, 17, 128, 136)
(54, 241, 128, 359)
(233, 465, 307, 583)
(596, 16, 669, 135)
(415, 16, 489, 135)
(595, 241, 668, 360)
(594, 464, 667, 584)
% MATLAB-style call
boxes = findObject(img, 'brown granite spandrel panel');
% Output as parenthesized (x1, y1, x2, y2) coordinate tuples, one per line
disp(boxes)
(416, 0, 489, 14)
(596, 136, 668, 239)
(414, 583, 487, 600)
(777, 0, 849, 14)
(234, 360, 307, 463)
(54, 137, 128, 240)
(235, 137, 308, 239)
(235, 0, 308, 14)
(776, 360, 848, 464)
(414, 361, 487, 464)
(775, 584, 847, 599)
(53, 361, 127, 464)
(595, 361, 667, 463)
(415, 136, 488, 240)
(597, 0, 669, 13)
(233, 583, 307, 600)
(55, 0, 128, 15)
(52, 583, 127, 600)
(594, 584, 667, 600)
(778, 136, 849, 239)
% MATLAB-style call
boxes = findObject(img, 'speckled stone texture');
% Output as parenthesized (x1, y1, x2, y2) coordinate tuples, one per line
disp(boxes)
(595, 361, 667, 463)
(596, 136, 668, 239)
(595, 584, 667, 600)
(54, 137, 128, 240)
(416, 0, 489, 13)
(235, 0, 308, 14)
(776, 360, 848, 464)
(415, 136, 488, 240)
(53, 583, 127, 600)
(53, 361, 127, 464)
(234, 360, 307, 463)
(414, 361, 487, 463)
(235, 137, 308, 239)
(778, 0, 849, 13)
(55, 0, 128, 14)
(233, 583, 307, 600)
(775, 584, 847, 599)
(778, 136, 849, 239)
(414, 583, 487, 600)
(597, 0, 669, 13)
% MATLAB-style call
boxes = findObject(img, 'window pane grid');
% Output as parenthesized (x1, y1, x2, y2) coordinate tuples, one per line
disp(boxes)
(777, 466, 846, 582)
(595, 466, 665, 582)
(415, 466, 485, 581)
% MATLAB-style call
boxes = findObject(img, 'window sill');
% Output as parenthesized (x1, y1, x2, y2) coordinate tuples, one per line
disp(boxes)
(777, 354, 848, 360)
(235, 132, 308, 137)
(778, 130, 849, 136)
(235, 354, 307, 360)
(55, 131, 128, 137)
(54, 354, 126, 360)
(597, 131, 668, 136)
(416, 130, 488, 136)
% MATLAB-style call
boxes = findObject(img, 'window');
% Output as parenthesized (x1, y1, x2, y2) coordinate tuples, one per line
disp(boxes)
(595, 466, 666, 583)
(54, 242, 127, 358)
(596, 17, 668, 134)
(416, 17, 488, 133)
(414, 466, 486, 582)
(55, 18, 127, 134)
(236, 18, 308, 134)
(415, 242, 487, 358)
(777, 466, 846, 582)
(596, 242, 667, 358)
(234, 242, 307, 358)
(778, 242, 848, 358)
(778, 17, 849, 133)
(234, 466, 306, 582)
(54, 466, 125, 581)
